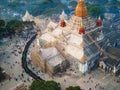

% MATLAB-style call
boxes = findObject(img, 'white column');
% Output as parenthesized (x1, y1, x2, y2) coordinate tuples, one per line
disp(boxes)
(78, 61, 88, 74)
(36, 38, 40, 46)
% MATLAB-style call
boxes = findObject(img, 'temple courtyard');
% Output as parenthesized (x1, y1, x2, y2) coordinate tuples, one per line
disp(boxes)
(0, 0, 120, 90)
(0, 34, 120, 90)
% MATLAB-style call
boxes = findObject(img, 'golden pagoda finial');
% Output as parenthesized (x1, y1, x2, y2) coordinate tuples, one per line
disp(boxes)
(75, 0, 88, 18)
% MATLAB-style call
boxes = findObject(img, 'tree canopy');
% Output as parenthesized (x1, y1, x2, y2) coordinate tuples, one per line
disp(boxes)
(86, 3, 102, 17)
(0, 19, 6, 37)
(6, 20, 24, 34)
(66, 86, 82, 90)
(0, 19, 35, 38)
(0, 20, 5, 28)
(29, 80, 61, 90)
(0, 67, 6, 82)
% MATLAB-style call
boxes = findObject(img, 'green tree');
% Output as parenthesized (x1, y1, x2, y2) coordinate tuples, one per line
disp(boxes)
(0, 67, 6, 81)
(0, 19, 5, 28)
(0, 20, 7, 37)
(23, 21, 35, 29)
(86, 3, 102, 17)
(29, 80, 61, 90)
(6, 20, 24, 34)
(66, 86, 82, 90)
(0, 27, 7, 36)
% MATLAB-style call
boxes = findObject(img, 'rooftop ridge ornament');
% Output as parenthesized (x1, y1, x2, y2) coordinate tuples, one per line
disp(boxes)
(96, 16, 102, 27)
(22, 10, 33, 21)
(59, 10, 67, 20)
(80, 21, 84, 28)
(75, 0, 88, 18)
(79, 22, 85, 34)
(98, 16, 101, 20)
(60, 17, 66, 27)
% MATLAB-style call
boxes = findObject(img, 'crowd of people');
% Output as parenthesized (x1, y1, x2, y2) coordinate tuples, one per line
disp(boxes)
(0, 29, 37, 89)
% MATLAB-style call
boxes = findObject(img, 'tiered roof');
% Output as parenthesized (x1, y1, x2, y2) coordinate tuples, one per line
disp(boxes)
(38, 0, 103, 64)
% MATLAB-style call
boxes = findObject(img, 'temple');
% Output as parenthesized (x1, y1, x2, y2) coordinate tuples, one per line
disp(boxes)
(27, 0, 106, 75)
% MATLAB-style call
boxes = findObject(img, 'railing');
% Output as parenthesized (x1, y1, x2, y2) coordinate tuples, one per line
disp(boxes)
(21, 33, 42, 80)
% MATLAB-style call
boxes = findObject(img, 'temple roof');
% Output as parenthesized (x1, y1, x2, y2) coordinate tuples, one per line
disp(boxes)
(75, 0, 88, 18)
(22, 10, 33, 21)
(67, 34, 84, 46)
(65, 44, 84, 62)
(40, 33, 56, 42)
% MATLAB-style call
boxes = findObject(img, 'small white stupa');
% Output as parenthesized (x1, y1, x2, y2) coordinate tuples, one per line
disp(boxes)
(22, 10, 33, 21)
(59, 10, 67, 20)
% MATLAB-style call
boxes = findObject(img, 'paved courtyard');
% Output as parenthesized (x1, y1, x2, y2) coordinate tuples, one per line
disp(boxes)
(0, 33, 120, 90)
(0, 34, 35, 90)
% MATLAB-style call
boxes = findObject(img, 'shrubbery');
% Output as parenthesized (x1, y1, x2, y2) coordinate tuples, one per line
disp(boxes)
(0, 67, 6, 82)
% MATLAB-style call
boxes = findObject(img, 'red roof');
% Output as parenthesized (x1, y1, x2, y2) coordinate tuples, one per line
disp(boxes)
(79, 28, 85, 34)
(79, 22, 85, 34)
(96, 16, 102, 27)
(60, 19, 66, 27)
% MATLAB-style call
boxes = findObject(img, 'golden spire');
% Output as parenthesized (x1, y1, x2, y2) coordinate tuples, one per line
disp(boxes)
(75, 0, 88, 18)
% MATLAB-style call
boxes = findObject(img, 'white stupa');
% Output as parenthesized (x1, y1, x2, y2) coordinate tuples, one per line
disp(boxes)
(22, 10, 33, 21)
(59, 10, 67, 20)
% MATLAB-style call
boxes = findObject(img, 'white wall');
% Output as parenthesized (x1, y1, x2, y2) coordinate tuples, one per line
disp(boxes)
(78, 61, 88, 74)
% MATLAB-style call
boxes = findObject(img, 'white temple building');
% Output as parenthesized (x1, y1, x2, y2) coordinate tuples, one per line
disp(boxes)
(30, 0, 106, 75)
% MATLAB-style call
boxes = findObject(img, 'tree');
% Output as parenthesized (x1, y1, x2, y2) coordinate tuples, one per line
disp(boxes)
(23, 21, 35, 29)
(29, 80, 61, 90)
(86, 3, 102, 17)
(0, 27, 7, 36)
(0, 67, 6, 82)
(0, 19, 5, 28)
(0, 20, 7, 37)
(6, 20, 24, 34)
(66, 86, 82, 90)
